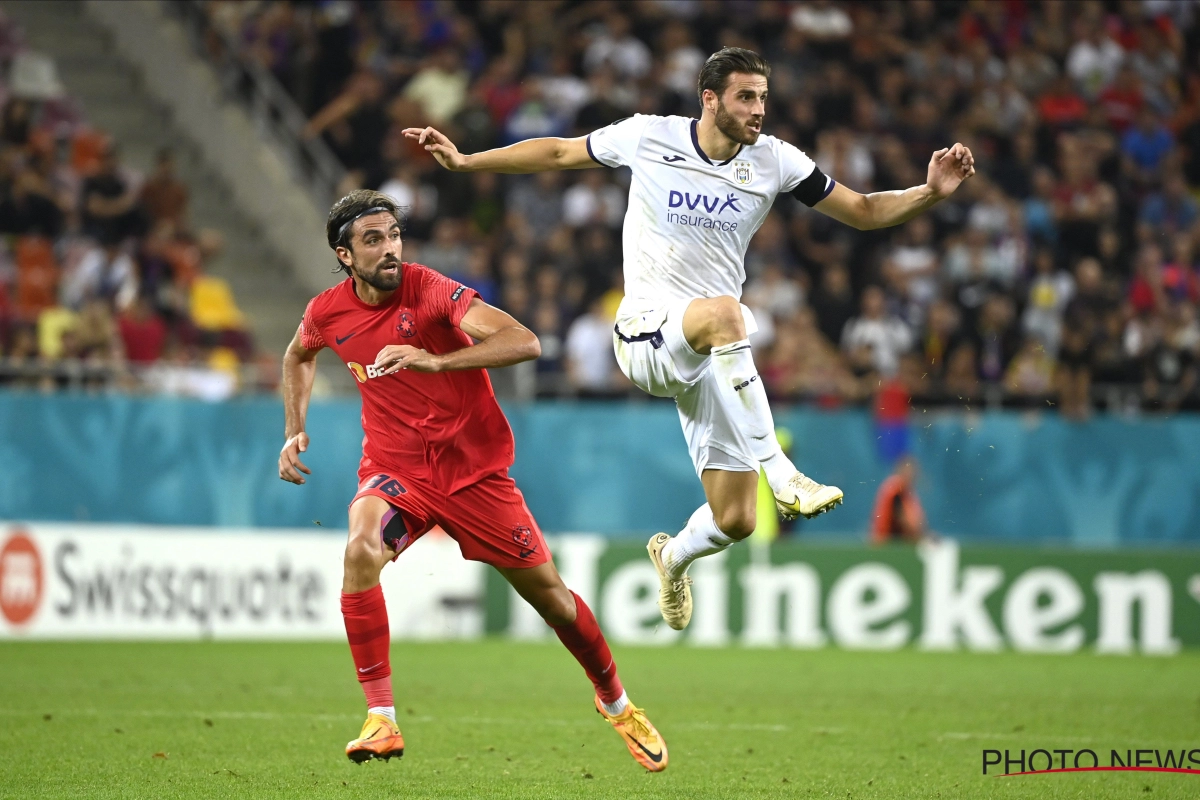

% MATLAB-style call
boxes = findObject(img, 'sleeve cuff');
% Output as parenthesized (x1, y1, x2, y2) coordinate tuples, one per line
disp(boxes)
(585, 134, 604, 166)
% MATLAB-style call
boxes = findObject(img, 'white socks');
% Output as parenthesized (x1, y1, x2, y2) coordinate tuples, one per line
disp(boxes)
(709, 339, 797, 493)
(600, 691, 630, 716)
(369, 705, 396, 723)
(661, 504, 736, 579)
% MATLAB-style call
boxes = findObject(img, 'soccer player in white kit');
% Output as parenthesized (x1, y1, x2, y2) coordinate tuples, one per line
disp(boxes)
(404, 48, 974, 631)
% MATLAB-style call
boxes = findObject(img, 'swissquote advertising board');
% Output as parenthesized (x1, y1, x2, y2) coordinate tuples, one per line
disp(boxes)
(3, 524, 1198, 652)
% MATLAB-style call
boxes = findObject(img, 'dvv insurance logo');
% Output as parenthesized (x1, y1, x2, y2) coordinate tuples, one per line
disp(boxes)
(0, 530, 43, 627)
(983, 747, 1200, 778)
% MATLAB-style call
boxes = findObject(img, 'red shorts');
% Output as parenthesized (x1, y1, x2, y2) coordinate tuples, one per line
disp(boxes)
(352, 469, 550, 569)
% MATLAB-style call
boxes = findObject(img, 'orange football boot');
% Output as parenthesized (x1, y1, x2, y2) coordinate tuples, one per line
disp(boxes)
(595, 696, 668, 772)
(345, 712, 405, 763)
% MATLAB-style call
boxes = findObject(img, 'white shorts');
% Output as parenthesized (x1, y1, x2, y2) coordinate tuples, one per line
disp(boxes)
(613, 299, 760, 477)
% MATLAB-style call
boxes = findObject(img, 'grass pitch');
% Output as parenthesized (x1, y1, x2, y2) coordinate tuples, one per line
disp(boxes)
(0, 640, 1197, 799)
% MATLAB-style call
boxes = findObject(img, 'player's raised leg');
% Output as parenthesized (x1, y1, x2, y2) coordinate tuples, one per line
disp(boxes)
(341, 494, 406, 763)
(682, 295, 843, 520)
(498, 561, 668, 772)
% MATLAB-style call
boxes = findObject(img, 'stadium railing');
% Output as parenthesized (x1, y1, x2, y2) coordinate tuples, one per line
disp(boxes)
(164, 0, 345, 208)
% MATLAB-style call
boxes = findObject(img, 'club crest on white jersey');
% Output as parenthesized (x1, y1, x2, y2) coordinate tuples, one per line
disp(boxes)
(733, 159, 753, 185)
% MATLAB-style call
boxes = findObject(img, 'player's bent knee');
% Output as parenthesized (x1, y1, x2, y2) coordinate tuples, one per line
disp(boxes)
(343, 537, 378, 571)
(713, 507, 756, 540)
(685, 295, 747, 352)
(706, 296, 746, 345)
(536, 587, 578, 627)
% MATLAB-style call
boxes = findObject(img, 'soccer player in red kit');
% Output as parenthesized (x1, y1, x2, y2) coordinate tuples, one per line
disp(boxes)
(278, 190, 667, 771)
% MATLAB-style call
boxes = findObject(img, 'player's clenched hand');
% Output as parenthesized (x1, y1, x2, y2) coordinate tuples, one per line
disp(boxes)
(374, 344, 444, 375)
(401, 126, 468, 171)
(926, 143, 975, 199)
(279, 432, 311, 485)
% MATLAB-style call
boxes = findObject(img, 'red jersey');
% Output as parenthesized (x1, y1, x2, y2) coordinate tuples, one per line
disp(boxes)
(300, 263, 514, 493)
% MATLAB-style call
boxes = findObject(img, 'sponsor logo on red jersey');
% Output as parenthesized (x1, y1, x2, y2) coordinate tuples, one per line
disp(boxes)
(347, 362, 395, 382)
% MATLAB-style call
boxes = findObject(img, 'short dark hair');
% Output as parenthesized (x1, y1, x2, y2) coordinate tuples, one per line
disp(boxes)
(696, 47, 771, 102)
(326, 189, 402, 274)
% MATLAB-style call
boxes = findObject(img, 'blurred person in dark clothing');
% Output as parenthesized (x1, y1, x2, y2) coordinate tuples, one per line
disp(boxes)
(1057, 259, 1110, 419)
(943, 341, 981, 402)
(0, 162, 63, 237)
(82, 145, 144, 244)
(303, 70, 390, 188)
(1143, 304, 1199, 412)
(1, 97, 33, 147)
(573, 67, 629, 134)
(919, 297, 962, 382)
(963, 294, 1019, 384)
(812, 262, 856, 345)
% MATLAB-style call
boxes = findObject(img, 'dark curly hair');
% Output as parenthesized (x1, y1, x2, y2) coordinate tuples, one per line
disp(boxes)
(696, 47, 771, 103)
(326, 190, 403, 274)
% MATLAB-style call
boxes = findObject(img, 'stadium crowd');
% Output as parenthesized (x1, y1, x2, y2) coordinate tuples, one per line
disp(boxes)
(201, 0, 1200, 414)
(0, 9, 259, 397)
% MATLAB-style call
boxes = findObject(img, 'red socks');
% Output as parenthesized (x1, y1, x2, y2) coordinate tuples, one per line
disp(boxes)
(344, 586, 622, 709)
(551, 592, 625, 704)
(341, 584, 393, 709)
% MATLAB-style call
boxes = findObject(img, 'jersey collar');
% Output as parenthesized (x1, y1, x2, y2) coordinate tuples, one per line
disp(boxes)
(690, 119, 743, 167)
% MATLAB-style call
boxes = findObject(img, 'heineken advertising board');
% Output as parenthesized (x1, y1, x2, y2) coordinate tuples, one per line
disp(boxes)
(487, 539, 1200, 654)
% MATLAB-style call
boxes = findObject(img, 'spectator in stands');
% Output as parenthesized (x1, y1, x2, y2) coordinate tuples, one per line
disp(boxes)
(1066, 14, 1124, 99)
(842, 285, 913, 378)
(1022, 248, 1075, 355)
(139, 149, 189, 228)
(744, 261, 805, 325)
(882, 217, 939, 325)
(60, 240, 136, 311)
(583, 13, 652, 81)
(0, 161, 63, 237)
(507, 172, 564, 241)
(965, 294, 1020, 384)
(81, 145, 143, 245)
(304, 70, 390, 187)
(565, 295, 622, 396)
(1143, 304, 1199, 411)
(812, 262, 856, 346)
(117, 294, 168, 365)
(1, 97, 33, 147)
(403, 47, 469, 126)
(562, 168, 625, 230)
(1140, 174, 1199, 238)
(1122, 107, 1175, 185)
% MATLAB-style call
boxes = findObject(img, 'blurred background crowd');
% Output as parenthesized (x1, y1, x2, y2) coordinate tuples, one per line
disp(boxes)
(0, 9, 264, 396)
(6, 0, 1200, 415)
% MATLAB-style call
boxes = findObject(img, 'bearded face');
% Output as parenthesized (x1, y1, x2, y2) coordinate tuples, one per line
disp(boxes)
(355, 255, 401, 291)
(714, 98, 762, 145)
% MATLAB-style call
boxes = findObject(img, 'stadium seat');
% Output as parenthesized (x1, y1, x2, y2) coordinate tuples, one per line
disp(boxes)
(14, 236, 58, 318)
(189, 275, 246, 331)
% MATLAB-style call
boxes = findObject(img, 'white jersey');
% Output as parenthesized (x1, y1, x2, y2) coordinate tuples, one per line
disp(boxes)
(587, 114, 834, 335)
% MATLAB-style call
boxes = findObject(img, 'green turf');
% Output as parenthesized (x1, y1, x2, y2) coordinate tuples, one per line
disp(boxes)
(0, 641, 1197, 799)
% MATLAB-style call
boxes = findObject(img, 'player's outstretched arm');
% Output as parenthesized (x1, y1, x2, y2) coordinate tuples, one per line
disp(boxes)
(280, 326, 321, 485)
(814, 143, 975, 231)
(401, 126, 599, 173)
(373, 298, 540, 375)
